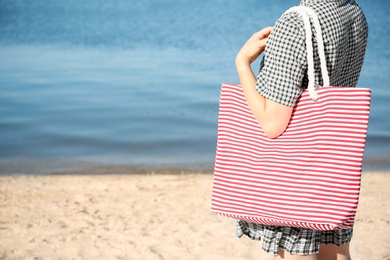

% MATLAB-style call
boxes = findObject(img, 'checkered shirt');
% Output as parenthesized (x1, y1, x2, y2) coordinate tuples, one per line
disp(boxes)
(255, 0, 368, 107)
(237, 220, 353, 255)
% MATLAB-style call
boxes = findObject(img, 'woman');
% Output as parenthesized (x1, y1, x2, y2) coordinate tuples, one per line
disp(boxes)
(235, 0, 368, 259)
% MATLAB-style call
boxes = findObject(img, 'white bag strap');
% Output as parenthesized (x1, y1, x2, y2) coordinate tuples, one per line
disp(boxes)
(284, 6, 330, 101)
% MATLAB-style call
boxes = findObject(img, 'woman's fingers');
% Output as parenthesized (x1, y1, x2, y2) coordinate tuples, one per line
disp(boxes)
(255, 27, 273, 40)
(237, 27, 273, 65)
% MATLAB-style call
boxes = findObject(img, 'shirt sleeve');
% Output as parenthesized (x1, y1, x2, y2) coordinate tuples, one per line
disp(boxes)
(255, 12, 307, 107)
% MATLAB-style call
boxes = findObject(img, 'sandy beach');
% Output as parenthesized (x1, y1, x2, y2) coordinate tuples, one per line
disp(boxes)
(0, 171, 389, 260)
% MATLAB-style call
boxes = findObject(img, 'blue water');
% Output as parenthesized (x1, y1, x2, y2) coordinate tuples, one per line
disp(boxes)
(0, 0, 389, 174)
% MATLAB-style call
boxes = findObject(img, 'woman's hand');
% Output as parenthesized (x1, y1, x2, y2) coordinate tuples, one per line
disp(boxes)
(236, 27, 273, 66)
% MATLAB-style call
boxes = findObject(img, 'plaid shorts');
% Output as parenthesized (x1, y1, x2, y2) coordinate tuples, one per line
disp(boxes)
(236, 220, 353, 255)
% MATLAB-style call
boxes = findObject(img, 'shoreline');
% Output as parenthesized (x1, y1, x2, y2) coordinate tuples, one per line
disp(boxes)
(1, 155, 389, 176)
(0, 172, 389, 259)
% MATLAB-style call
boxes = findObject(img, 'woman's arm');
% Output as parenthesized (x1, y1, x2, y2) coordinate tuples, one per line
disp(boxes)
(236, 27, 294, 139)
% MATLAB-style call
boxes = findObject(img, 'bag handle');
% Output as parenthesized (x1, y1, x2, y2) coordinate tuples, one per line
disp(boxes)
(284, 6, 330, 101)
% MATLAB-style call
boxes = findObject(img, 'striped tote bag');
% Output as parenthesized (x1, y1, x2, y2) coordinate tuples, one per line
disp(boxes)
(211, 6, 371, 230)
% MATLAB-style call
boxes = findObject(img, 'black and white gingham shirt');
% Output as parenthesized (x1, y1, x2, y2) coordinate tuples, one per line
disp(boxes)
(255, 0, 368, 107)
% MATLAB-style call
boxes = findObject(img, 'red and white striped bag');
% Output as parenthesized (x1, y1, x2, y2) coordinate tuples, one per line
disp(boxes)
(211, 6, 371, 230)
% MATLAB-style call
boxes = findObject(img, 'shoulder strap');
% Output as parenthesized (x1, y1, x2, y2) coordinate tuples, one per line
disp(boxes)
(284, 6, 330, 101)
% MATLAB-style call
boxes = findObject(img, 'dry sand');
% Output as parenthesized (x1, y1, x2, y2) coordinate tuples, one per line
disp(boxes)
(0, 171, 389, 260)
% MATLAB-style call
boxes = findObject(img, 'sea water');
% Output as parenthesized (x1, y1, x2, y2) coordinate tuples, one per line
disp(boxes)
(0, 0, 389, 174)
